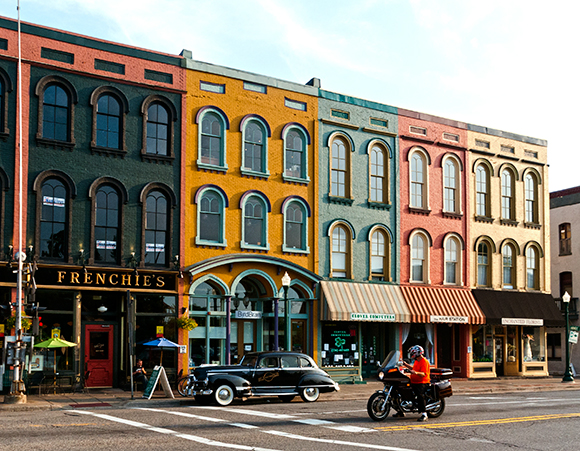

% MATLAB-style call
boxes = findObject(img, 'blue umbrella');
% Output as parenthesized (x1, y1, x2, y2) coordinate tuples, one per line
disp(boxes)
(142, 337, 180, 365)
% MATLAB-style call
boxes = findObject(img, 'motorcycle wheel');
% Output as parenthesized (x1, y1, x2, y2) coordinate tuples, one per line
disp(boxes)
(367, 392, 391, 421)
(427, 398, 445, 418)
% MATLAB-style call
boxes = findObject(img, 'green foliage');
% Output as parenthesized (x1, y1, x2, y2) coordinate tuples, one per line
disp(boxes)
(176, 317, 198, 331)
(5, 314, 32, 331)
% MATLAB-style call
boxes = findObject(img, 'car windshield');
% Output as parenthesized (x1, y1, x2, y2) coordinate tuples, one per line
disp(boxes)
(239, 355, 257, 367)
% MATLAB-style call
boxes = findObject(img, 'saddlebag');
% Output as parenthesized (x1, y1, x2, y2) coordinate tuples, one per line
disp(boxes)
(434, 380, 453, 398)
(430, 368, 453, 382)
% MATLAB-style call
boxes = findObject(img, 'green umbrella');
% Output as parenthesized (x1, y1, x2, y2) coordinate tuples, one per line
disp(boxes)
(34, 337, 77, 373)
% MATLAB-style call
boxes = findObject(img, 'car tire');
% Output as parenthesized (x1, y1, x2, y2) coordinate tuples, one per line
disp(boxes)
(278, 395, 295, 403)
(214, 384, 235, 406)
(299, 387, 320, 402)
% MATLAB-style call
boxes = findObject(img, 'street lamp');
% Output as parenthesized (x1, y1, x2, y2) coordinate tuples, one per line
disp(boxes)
(275, 272, 291, 352)
(562, 291, 574, 383)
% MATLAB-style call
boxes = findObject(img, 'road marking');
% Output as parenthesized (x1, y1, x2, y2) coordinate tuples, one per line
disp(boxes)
(74, 411, 280, 450)
(376, 412, 580, 431)
(135, 407, 226, 422)
(450, 397, 580, 407)
(189, 406, 296, 419)
(264, 430, 419, 451)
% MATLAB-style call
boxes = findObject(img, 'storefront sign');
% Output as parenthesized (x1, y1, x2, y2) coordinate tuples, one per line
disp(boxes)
(34, 267, 177, 291)
(430, 315, 468, 323)
(501, 318, 543, 326)
(234, 311, 262, 319)
(349, 313, 395, 322)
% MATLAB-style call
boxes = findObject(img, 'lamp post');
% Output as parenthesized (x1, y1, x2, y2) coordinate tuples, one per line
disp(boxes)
(562, 291, 574, 383)
(282, 272, 291, 352)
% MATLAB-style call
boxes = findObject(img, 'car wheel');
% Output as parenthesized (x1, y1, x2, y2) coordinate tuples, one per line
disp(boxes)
(299, 387, 320, 402)
(214, 384, 235, 406)
(278, 395, 295, 403)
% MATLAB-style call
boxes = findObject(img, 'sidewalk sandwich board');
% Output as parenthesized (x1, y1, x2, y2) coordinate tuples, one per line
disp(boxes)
(142, 365, 175, 399)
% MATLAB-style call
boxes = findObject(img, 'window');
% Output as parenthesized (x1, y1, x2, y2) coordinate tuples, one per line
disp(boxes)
(331, 224, 350, 278)
(283, 199, 309, 253)
(444, 236, 460, 285)
(40, 179, 68, 260)
(370, 145, 387, 203)
(501, 169, 515, 220)
(146, 103, 169, 156)
(370, 228, 389, 281)
(475, 164, 490, 217)
(331, 109, 349, 120)
(199, 191, 224, 244)
(526, 246, 539, 290)
(410, 151, 426, 209)
(475, 139, 490, 149)
(501, 145, 515, 154)
(96, 95, 121, 149)
(443, 132, 459, 143)
(411, 233, 427, 283)
(410, 125, 427, 136)
(443, 158, 459, 213)
(284, 127, 308, 181)
(0, 79, 4, 134)
(43, 84, 69, 141)
(559, 223, 571, 256)
(243, 82, 267, 94)
(94, 185, 120, 264)
(242, 194, 269, 250)
(331, 137, 349, 198)
(145, 190, 168, 265)
(284, 98, 306, 111)
(201, 113, 223, 166)
(477, 242, 490, 287)
(524, 173, 538, 223)
(502, 244, 515, 289)
(559, 272, 572, 298)
(547, 333, 562, 361)
(242, 118, 269, 176)
(200, 81, 225, 93)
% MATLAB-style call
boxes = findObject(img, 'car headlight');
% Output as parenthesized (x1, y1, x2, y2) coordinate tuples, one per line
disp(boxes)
(378, 371, 384, 380)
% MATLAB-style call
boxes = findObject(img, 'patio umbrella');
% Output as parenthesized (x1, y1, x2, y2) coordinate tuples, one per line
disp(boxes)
(142, 337, 180, 366)
(34, 337, 77, 373)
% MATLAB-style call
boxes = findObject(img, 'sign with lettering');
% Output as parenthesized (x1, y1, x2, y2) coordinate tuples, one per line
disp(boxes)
(349, 313, 395, 322)
(235, 310, 262, 319)
(430, 315, 468, 323)
(501, 318, 543, 326)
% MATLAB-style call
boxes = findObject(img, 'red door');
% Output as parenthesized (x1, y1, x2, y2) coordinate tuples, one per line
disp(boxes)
(85, 324, 114, 387)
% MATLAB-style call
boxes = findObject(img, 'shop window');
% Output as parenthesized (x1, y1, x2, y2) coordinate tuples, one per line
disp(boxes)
(472, 325, 494, 363)
(522, 326, 545, 362)
(547, 333, 562, 361)
(506, 326, 517, 363)
(320, 322, 358, 367)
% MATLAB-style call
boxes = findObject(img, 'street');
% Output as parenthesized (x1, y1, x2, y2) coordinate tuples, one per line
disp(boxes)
(2, 389, 579, 451)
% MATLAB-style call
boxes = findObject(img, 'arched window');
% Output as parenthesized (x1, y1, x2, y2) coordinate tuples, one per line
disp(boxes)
(146, 102, 169, 156)
(502, 243, 515, 289)
(285, 130, 304, 179)
(243, 196, 267, 248)
(243, 121, 266, 173)
(96, 94, 121, 149)
(475, 164, 490, 217)
(43, 84, 69, 142)
(411, 233, 428, 283)
(443, 158, 459, 213)
(526, 246, 539, 290)
(331, 137, 350, 198)
(410, 151, 426, 209)
(40, 178, 68, 260)
(525, 173, 538, 223)
(94, 185, 120, 264)
(199, 190, 224, 244)
(477, 242, 491, 287)
(201, 113, 223, 165)
(331, 224, 350, 278)
(284, 200, 309, 253)
(501, 169, 515, 220)
(444, 236, 460, 285)
(370, 228, 389, 281)
(370, 145, 386, 203)
(145, 190, 168, 265)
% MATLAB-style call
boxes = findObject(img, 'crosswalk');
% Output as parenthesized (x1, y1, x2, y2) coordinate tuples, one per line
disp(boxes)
(75, 405, 420, 451)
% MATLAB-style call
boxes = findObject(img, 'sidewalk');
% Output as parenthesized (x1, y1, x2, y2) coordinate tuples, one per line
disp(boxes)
(1, 376, 578, 412)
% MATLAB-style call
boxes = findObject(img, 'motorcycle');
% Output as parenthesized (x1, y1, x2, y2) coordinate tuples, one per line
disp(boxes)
(367, 350, 453, 421)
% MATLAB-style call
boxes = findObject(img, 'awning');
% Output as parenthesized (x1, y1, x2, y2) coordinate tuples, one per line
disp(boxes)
(400, 286, 486, 324)
(320, 281, 411, 322)
(472, 289, 565, 327)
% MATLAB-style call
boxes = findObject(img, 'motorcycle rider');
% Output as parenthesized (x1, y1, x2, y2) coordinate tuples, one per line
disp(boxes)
(393, 345, 430, 422)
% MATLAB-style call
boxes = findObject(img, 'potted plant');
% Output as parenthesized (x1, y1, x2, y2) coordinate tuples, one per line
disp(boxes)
(5, 314, 32, 334)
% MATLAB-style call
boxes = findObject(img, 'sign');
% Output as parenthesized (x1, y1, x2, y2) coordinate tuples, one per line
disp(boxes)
(430, 315, 468, 323)
(179, 345, 187, 354)
(156, 326, 164, 337)
(349, 313, 395, 322)
(235, 310, 262, 319)
(571, 325, 580, 332)
(570, 330, 579, 344)
(142, 365, 175, 400)
(51, 328, 61, 339)
(501, 318, 543, 326)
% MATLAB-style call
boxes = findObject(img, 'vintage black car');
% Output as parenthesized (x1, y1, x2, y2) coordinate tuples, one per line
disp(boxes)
(189, 351, 340, 406)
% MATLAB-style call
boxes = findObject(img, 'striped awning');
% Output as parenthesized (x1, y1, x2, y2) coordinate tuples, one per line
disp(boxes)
(400, 286, 485, 324)
(320, 281, 411, 322)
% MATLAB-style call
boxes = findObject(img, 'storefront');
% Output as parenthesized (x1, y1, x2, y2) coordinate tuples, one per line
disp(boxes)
(319, 281, 409, 380)
(471, 290, 565, 377)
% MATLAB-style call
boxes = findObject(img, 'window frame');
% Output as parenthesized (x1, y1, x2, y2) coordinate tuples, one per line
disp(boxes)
(442, 154, 462, 215)
(408, 148, 430, 211)
(369, 226, 391, 281)
(195, 185, 228, 247)
(0, 68, 13, 138)
(141, 95, 177, 163)
(475, 237, 495, 288)
(90, 87, 128, 156)
(524, 172, 539, 224)
(525, 244, 540, 290)
(409, 229, 431, 284)
(443, 234, 462, 286)
(282, 196, 310, 254)
(240, 115, 271, 178)
(329, 134, 352, 200)
(196, 106, 229, 172)
(500, 166, 517, 223)
(559, 223, 571, 256)
(475, 162, 491, 218)
(282, 123, 310, 184)
(240, 191, 270, 251)
(368, 141, 390, 205)
(329, 222, 353, 279)
(502, 242, 516, 289)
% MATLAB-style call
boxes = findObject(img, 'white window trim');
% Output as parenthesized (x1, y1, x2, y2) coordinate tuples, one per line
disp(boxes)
(408, 147, 430, 210)
(282, 126, 310, 184)
(443, 234, 463, 286)
(282, 198, 310, 254)
(241, 118, 270, 178)
(240, 194, 270, 251)
(367, 140, 390, 205)
(328, 221, 353, 279)
(368, 225, 391, 281)
(329, 133, 353, 199)
(409, 230, 431, 284)
(441, 154, 463, 215)
(195, 187, 227, 248)
(197, 108, 228, 172)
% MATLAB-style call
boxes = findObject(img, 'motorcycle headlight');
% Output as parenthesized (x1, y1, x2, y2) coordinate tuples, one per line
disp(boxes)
(378, 371, 384, 380)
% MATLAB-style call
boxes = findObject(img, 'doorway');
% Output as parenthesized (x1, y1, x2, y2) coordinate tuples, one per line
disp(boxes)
(84, 324, 114, 387)
(495, 336, 504, 376)
(230, 320, 257, 363)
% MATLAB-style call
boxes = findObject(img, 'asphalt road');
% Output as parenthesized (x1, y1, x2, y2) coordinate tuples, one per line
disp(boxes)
(2, 389, 579, 451)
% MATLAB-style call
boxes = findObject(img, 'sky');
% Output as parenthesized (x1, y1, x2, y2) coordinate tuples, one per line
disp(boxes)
(1, 0, 579, 192)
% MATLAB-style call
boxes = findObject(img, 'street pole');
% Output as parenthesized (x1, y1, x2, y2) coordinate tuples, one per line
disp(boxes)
(274, 296, 279, 351)
(562, 292, 574, 382)
(225, 296, 231, 364)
